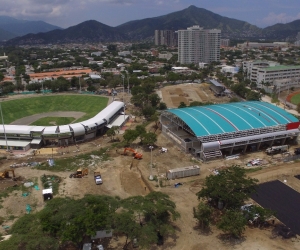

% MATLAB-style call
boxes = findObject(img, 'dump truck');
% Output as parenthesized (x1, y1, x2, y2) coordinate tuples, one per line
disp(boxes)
(166, 165, 200, 179)
(265, 145, 289, 155)
(94, 171, 103, 185)
(69, 168, 88, 178)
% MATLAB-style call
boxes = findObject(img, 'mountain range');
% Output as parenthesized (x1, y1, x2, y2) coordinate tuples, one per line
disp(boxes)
(2, 5, 300, 45)
(0, 16, 62, 41)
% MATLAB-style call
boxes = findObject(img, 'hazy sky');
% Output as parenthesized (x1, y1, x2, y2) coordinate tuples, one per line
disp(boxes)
(1, 0, 300, 28)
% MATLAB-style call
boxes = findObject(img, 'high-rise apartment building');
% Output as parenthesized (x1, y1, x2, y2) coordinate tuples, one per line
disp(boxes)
(177, 26, 221, 64)
(154, 30, 177, 47)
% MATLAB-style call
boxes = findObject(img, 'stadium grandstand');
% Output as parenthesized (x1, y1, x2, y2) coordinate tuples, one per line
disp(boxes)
(0, 101, 126, 151)
(160, 101, 300, 161)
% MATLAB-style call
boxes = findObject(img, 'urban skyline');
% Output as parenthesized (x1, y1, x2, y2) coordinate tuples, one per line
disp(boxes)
(1, 0, 300, 29)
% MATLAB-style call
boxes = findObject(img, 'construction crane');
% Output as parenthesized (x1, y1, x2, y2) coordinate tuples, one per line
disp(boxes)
(69, 168, 88, 178)
(123, 148, 143, 159)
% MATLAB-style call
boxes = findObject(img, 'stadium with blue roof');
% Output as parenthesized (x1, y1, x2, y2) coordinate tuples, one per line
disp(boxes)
(160, 101, 300, 161)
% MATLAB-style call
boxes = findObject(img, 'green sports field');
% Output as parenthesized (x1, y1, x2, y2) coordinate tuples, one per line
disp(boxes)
(291, 93, 300, 105)
(30, 117, 76, 126)
(1, 95, 109, 124)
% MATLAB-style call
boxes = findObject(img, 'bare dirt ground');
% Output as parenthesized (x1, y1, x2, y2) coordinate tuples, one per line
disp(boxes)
(159, 83, 231, 108)
(0, 93, 300, 249)
(1, 130, 300, 249)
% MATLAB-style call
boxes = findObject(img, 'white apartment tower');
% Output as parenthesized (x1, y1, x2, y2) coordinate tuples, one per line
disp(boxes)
(178, 26, 221, 64)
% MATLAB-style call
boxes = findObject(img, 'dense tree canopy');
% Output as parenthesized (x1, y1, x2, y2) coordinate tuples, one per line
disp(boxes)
(197, 165, 258, 210)
(0, 193, 178, 250)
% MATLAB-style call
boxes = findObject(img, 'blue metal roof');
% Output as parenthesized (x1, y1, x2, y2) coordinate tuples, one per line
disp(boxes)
(167, 101, 298, 137)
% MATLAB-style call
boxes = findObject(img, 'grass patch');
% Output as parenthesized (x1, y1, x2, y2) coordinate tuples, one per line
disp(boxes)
(291, 93, 300, 105)
(40, 175, 61, 195)
(245, 167, 263, 173)
(1, 95, 108, 124)
(36, 147, 110, 172)
(30, 117, 75, 126)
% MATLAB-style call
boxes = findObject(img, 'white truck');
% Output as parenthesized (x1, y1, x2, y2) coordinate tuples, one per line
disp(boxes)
(265, 145, 289, 155)
(94, 172, 103, 185)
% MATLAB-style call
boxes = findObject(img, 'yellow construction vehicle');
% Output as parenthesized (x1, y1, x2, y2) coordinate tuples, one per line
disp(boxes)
(123, 148, 143, 159)
(69, 168, 88, 178)
(0, 169, 15, 179)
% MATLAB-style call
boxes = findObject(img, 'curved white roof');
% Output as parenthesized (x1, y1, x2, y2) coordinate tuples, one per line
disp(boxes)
(69, 123, 85, 136)
(0, 101, 124, 137)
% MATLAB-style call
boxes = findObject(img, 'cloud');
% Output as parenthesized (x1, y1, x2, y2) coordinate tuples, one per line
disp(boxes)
(261, 12, 300, 26)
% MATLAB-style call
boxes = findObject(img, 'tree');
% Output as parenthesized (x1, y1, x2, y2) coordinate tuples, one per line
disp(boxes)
(197, 165, 258, 210)
(217, 210, 247, 238)
(142, 105, 156, 119)
(158, 102, 167, 110)
(140, 132, 157, 146)
(119, 192, 180, 249)
(297, 103, 300, 113)
(114, 211, 141, 249)
(178, 102, 187, 108)
(123, 129, 139, 144)
(229, 97, 240, 102)
(193, 201, 213, 230)
(106, 126, 119, 141)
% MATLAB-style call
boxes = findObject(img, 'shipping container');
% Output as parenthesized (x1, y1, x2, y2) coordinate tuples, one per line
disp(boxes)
(166, 165, 200, 179)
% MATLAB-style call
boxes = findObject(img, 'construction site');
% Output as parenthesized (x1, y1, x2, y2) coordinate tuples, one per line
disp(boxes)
(0, 87, 300, 249)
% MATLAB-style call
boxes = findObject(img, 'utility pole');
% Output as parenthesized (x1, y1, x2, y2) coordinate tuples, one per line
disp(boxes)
(121, 74, 125, 121)
(127, 75, 130, 94)
(149, 146, 154, 180)
(0, 100, 8, 151)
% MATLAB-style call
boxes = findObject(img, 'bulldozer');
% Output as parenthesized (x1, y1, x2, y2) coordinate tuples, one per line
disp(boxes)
(69, 168, 88, 178)
(0, 169, 15, 179)
(123, 148, 143, 159)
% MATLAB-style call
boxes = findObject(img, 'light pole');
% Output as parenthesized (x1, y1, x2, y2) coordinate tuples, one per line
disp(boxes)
(79, 76, 82, 93)
(121, 74, 125, 121)
(149, 146, 154, 180)
(0, 101, 8, 151)
(127, 75, 130, 94)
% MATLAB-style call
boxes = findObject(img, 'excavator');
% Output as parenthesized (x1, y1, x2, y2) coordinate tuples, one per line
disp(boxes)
(123, 148, 143, 159)
(0, 169, 15, 179)
(69, 168, 88, 178)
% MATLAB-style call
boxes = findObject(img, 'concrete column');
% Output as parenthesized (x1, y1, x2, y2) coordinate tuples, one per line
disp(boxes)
(243, 144, 248, 153)
(270, 139, 275, 147)
(282, 137, 287, 145)
(229, 146, 234, 155)
(257, 142, 261, 150)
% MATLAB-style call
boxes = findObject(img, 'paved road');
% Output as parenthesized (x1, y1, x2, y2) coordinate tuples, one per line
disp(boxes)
(10, 111, 86, 125)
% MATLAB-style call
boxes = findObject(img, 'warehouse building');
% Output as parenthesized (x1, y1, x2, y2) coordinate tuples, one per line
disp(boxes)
(0, 101, 126, 151)
(160, 101, 300, 161)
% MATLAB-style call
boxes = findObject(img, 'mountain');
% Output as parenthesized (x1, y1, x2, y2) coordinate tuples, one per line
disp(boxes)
(0, 27, 15, 41)
(262, 19, 300, 40)
(116, 5, 261, 40)
(3, 5, 300, 45)
(0, 16, 62, 41)
(6, 20, 127, 45)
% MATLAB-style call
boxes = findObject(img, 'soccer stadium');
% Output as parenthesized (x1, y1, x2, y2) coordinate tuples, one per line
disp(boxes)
(0, 101, 126, 151)
(160, 101, 300, 161)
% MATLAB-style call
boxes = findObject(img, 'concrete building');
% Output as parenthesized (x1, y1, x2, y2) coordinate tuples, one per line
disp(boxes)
(221, 39, 230, 47)
(160, 101, 299, 161)
(177, 26, 221, 64)
(244, 60, 300, 88)
(154, 30, 177, 47)
(237, 42, 289, 50)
